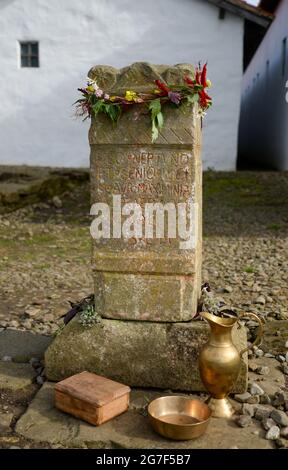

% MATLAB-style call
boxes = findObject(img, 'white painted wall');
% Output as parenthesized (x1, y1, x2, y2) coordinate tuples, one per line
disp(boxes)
(0, 0, 244, 170)
(239, 0, 288, 170)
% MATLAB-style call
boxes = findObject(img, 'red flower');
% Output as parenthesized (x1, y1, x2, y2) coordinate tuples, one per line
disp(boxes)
(155, 80, 170, 95)
(201, 63, 208, 88)
(184, 75, 194, 87)
(199, 89, 212, 108)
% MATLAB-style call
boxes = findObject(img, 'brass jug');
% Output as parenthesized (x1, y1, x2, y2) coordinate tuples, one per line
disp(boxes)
(199, 311, 263, 418)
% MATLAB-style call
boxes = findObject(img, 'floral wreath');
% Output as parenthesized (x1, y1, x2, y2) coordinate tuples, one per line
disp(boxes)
(76, 63, 212, 142)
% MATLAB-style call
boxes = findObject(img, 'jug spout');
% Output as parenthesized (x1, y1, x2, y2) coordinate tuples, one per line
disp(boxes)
(200, 311, 238, 328)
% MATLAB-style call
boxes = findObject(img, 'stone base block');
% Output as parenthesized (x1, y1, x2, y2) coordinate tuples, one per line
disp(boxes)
(45, 318, 248, 393)
(94, 272, 198, 322)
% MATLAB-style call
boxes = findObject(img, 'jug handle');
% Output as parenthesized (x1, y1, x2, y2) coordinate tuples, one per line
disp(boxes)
(238, 312, 264, 357)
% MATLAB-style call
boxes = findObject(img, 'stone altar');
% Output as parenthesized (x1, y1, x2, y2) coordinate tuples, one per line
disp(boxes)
(45, 63, 248, 391)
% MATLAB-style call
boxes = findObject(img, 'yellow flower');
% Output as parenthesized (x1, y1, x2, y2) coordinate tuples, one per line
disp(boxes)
(86, 85, 95, 93)
(206, 79, 212, 89)
(110, 96, 117, 102)
(125, 90, 138, 101)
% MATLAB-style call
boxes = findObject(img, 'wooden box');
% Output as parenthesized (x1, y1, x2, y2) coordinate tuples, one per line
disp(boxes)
(54, 371, 131, 426)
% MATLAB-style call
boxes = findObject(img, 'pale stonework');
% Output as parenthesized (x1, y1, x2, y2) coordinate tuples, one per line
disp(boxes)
(89, 62, 202, 322)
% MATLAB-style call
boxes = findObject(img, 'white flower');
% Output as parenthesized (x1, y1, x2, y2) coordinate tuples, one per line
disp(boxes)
(104, 93, 110, 100)
(95, 89, 103, 98)
(86, 76, 99, 91)
(197, 108, 207, 118)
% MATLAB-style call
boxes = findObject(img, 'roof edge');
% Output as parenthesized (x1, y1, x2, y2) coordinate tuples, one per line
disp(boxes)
(206, 0, 274, 27)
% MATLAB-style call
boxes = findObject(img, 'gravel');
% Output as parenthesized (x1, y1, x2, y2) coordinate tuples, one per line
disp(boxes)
(250, 383, 265, 396)
(273, 392, 287, 407)
(36, 376, 45, 386)
(262, 418, 277, 431)
(280, 427, 288, 438)
(242, 403, 255, 417)
(260, 394, 272, 405)
(234, 392, 252, 403)
(236, 415, 252, 428)
(256, 366, 270, 376)
(270, 410, 288, 427)
(254, 406, 271, 421)
(265, 426, 280, 440)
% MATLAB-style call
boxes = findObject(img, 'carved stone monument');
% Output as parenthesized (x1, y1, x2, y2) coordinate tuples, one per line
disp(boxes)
(45, 63, 247, 392)
(90, 62, 202, 321)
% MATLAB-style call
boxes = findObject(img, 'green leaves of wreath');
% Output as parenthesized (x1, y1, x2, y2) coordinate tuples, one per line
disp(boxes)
(149, 99, 164, 142)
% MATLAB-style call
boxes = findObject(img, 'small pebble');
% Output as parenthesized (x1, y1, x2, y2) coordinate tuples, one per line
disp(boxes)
(236, 415, 252, 428)
(256, 366, 270, 376)
(255, 349, 264, 357)
(278, 355, 286, 363)
(1, 356, 12, 362)
(247, 395, 260, 404)
(242, 403, 255, 417)
(255, 406, 271, 421)
(255, 296, 266, 305)
(52, 196, 62, 208)
(273, 392, 287, 407)
(285, 340, 288, 349)
(234, 392, 252, 403)
(280, 427, 288, 438)
(250, 382, 265, 396)
(264, 353, 275, 358)
(282, 365, 288, 375)
(265, 426, 280, 440)
(270, 409, 288, 427)
(224, 286, 233, 293)
(260, 394, 271, 405)
(36, 376, 45, 386)
(262, 417, 276, 431)
(275, 438, 288, 449)
(248, 361, 258, 372)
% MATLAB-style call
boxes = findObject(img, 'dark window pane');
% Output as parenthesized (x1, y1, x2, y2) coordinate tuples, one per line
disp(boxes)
(19, 41, 39, 67)
(31, 43, 38, 55)
(21, 43, 29, 55)
(21, 55, 29, 67)
(31, 56, 39, 67)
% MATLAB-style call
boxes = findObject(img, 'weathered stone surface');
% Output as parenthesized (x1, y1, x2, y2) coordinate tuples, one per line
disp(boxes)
(0, 329, 52, 361)
(89, 62, 202, 321)
(45, 317, 248, 392)
(16, 382, 273, 449)
(0, 362, 36, 391)
(0, 412, 13, 432)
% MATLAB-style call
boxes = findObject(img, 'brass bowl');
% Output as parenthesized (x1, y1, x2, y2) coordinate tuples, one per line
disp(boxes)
(148, 396, 211, 441)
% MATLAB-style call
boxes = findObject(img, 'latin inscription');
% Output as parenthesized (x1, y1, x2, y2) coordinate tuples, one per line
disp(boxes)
(94, 150, 196, 201)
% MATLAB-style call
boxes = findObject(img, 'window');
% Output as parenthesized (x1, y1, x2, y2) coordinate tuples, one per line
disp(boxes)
(218, 8, 226, 20)
(282, 37, 287, 77)
(19, 41, 39, 67)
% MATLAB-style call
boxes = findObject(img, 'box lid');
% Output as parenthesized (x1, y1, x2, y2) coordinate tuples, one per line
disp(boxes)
(55, 372, 131, 407)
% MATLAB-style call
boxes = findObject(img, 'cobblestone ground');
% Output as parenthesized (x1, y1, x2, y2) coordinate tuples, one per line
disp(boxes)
(0, 170, 287, 449)
(0, 171, 287, 334)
